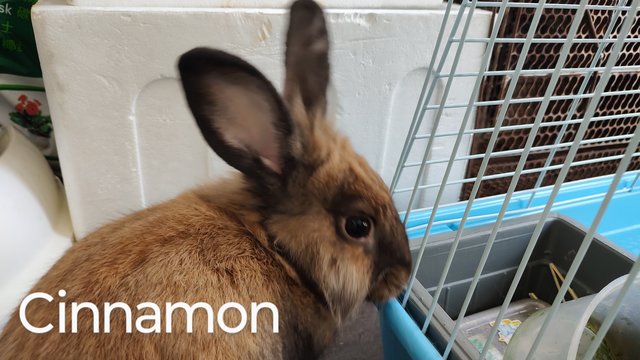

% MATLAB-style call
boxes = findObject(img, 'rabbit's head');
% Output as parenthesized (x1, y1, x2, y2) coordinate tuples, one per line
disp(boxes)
(179, 0, 411, 322)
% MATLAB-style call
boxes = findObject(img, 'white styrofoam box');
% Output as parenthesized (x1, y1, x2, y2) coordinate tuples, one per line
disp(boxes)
(66, 0, 443, 10)
(32, 0, 491, 238)
(0, 125, 73, 330)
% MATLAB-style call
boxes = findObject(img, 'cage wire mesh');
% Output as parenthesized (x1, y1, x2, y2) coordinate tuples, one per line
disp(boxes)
(390, 0, 640, 359)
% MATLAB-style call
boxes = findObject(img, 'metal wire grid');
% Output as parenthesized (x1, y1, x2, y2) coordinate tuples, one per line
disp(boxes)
(389, 0, 640, 359)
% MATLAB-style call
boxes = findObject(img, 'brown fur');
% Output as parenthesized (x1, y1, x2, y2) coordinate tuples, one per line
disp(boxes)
(0, 180, 334, 359)
(0, 1, 411, 359)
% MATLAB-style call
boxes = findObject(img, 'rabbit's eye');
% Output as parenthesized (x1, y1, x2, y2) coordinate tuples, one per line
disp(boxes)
(345, 216, 371, 238)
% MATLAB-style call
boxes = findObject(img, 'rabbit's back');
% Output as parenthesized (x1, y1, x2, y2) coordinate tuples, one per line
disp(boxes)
(0, 187, 308, 359)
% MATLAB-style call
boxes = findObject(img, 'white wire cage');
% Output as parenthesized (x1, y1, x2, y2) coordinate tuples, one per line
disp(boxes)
(389, 0, 640, 359)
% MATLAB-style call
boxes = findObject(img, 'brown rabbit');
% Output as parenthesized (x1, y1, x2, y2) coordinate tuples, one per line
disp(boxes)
(0, 0, 411, 358)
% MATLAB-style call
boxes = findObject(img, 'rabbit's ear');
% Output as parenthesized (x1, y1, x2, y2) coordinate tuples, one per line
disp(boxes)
(179, 48, 292, 179)
(284, 0, 329, 117)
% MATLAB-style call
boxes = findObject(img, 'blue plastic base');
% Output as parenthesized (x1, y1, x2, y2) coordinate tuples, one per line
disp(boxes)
(379, 300, 442, 360)
(380, 172, 640, 359)
(403, 172, 640, 256)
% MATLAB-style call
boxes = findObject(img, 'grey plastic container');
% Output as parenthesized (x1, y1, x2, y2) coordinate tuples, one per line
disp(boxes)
(405, 213, 634, 360)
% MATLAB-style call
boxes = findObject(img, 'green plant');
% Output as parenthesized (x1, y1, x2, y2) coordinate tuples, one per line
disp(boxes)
(9, 94, 52, 137)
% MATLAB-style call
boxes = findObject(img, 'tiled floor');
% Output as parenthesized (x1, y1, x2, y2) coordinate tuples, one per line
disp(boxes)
(321, 303, 383, 360)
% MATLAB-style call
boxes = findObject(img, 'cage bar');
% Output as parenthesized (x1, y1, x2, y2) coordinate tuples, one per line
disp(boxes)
(393, 0, 640, 358)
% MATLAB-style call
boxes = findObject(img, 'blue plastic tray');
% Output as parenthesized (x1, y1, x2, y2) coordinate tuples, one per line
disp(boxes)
(380, 172, 640, 360)
(403, 172, 640, 256)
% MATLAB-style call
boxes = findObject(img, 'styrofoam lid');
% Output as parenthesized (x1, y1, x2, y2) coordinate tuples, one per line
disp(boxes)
(65, 0, 443, 9)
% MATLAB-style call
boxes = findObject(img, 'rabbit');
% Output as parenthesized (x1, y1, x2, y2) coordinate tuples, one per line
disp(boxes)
(0, 0, 411, 359)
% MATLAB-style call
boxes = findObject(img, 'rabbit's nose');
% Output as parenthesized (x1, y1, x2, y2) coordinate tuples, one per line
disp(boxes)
(367, 263, 411, 303)
(367, 221, 412, 302)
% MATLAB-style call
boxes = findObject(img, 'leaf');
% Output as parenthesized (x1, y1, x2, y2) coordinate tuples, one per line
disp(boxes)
(9, 112, 28, 128)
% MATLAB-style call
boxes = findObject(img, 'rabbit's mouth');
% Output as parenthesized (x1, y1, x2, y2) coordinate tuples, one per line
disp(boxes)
(366, 265, 410, 304)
